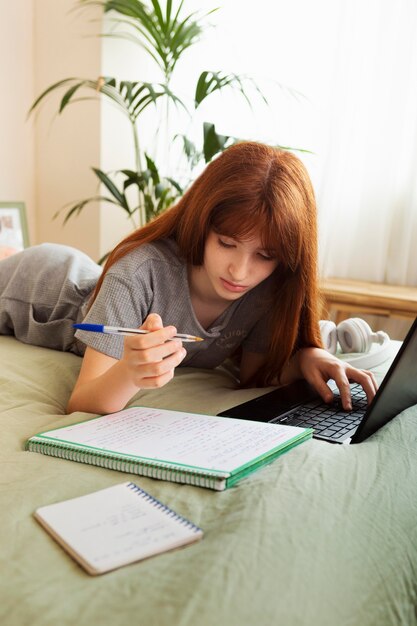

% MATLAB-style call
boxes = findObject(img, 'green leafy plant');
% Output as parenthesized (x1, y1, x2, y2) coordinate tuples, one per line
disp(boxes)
(30, 0, 270, 240)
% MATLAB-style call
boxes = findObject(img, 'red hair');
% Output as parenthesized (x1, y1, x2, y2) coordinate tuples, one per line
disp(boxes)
(93, 142, 323, 385)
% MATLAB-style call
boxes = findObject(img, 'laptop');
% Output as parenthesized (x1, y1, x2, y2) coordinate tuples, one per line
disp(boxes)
(218, 316, 417, 444)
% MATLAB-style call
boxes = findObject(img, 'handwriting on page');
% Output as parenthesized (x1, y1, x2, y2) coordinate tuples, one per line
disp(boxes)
(35, 483, 201, 573)
(76, 501, 181, 558)
(44, 408, 299, 472)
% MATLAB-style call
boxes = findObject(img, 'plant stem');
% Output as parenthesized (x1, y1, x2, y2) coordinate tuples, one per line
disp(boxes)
(164, 95, 171, 174)
(131, 117, 146, 228)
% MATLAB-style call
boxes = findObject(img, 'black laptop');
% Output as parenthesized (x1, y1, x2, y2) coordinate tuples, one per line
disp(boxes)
(218, 316, 417, 444)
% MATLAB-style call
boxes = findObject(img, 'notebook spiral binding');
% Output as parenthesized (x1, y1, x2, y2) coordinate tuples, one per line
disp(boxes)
(26, 439, 227, 490)
(126, 482, 202, 533)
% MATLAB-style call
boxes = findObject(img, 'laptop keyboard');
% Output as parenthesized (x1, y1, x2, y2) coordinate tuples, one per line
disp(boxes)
(272, 383, 368, 440)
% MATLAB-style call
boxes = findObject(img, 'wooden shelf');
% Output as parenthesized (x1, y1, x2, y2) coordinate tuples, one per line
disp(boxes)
(320, 278, 417, 324)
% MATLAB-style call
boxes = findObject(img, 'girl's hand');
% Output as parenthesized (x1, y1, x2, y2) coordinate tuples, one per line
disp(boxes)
(120, 313, 187, 389)
(67, 314, 187, 415)
(297, 347, 378, 411)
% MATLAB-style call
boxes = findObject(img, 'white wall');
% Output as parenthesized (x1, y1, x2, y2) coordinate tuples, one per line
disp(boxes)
(33, 0, 102, 259)
(0, 1, 123, 261)
(0, 0, 36, 241)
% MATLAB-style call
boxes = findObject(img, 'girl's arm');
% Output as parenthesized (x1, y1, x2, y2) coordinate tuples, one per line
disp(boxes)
(67, 314, 187, 415)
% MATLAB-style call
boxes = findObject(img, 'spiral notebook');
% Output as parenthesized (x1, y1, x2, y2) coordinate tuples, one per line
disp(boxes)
(26, 406, 312, 491)
(34, 482, 203, 575)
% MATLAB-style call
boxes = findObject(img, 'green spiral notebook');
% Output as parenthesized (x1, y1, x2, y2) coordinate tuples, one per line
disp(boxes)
(26, 406, 313, 491)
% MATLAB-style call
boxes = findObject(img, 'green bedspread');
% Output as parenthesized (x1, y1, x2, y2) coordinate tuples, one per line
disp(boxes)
(1, 335, 416, 626)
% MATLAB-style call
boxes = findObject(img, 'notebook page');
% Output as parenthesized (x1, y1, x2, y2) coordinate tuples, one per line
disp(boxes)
(34, 482, 202, 574)
(36, 407, 307, 473)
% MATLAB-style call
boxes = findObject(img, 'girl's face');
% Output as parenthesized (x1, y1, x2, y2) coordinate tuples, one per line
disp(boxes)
(200, 230, 279, 302)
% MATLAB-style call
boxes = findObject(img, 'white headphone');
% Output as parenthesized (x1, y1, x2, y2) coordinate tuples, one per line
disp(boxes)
(319, 317, 391, 369)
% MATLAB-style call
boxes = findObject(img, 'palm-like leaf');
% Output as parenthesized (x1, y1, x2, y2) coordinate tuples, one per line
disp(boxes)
(92, 167, 131, 211)
(174, 134, 203, 169)
(30, 75, 185, 124)
(86, 0, 217, 81)
(203, 122, 236, 163)
(54, 195, 126, 225)
(195, 71, 268, 109)
(56, 162, 182, 228)
(202, 122, 313, 163)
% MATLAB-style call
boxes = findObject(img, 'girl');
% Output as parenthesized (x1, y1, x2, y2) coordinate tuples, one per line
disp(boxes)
(0, 142, 377, 415)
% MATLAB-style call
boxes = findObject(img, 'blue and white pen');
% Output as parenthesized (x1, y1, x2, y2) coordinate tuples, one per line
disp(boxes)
(73, 323, 204, 343)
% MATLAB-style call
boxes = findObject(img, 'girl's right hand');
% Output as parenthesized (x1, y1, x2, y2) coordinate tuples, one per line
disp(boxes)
(120, 313, 187, 389)
(67, 313, 187, 414)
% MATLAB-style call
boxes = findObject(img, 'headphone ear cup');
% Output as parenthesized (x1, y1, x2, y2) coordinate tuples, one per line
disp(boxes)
(319, 320, 338, 354)
(336, 318, 374, 353)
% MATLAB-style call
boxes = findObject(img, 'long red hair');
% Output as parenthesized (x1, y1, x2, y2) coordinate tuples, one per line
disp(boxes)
(92, 142, 323, 385)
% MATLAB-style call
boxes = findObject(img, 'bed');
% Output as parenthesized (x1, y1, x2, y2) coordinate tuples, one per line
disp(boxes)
(1, 334, 417, 626)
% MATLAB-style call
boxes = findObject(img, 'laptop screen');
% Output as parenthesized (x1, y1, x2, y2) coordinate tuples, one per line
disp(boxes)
(351, 316, 417, 443)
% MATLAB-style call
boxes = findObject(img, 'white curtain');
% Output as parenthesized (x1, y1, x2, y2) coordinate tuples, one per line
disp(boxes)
(315, 0, 417, 285)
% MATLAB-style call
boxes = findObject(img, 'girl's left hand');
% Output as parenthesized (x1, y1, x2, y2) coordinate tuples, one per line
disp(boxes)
(297, 347, 378, 410)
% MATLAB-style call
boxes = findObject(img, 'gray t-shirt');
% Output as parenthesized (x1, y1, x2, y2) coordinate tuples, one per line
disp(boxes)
(76, 238, 274, 368)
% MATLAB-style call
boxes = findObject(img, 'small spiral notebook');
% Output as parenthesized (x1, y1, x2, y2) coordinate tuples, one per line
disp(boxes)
(34, 482, 203, 575)
(26, 406, 312, 491)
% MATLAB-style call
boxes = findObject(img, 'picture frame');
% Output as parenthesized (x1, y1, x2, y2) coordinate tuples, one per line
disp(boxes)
(0, 202, 29, 257)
